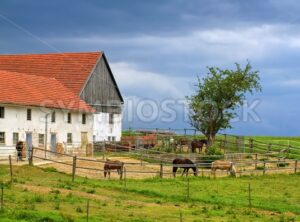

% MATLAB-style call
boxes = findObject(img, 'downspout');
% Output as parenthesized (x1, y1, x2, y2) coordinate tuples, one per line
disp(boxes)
(44, 113, 50, 158)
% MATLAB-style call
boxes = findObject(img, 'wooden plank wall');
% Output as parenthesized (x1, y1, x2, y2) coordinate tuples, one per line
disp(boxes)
(80, 57, 122, 114)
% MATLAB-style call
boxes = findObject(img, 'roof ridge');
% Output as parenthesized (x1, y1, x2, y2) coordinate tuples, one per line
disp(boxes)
(0, 51, 103, 56)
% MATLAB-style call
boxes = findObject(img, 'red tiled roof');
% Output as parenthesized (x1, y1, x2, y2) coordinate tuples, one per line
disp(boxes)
(0, 52, 102, 94)
(0, 70, 94, 113)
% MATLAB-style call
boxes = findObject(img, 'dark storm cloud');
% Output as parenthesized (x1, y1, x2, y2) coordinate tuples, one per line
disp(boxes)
(1, 0, 300, 135)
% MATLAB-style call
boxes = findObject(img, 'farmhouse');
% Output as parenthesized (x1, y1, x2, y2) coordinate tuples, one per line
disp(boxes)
(0, 52, 123, 156)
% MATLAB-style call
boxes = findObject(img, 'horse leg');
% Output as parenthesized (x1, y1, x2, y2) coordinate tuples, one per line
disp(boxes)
(104, 170, 107, 178)
(173, 167, 177, 177)
(108, 170, 111, 179)
(181, 168, 186, 177)
(186, 168, 189, 177)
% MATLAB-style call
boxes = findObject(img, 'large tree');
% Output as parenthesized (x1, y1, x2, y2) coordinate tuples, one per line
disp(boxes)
(187, 62, 262, 144)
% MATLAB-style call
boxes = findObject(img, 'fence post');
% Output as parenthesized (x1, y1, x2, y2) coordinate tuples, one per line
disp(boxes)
(0, 182, 3, 210)
(28, 147, 33, 166)
(249, 139, 253, 153)
(120, 163, 124, 180)
(295, 160, 298, 174)
(254, 154, 258, 170)
(263, 161, 266, 175)
(72, 156, 77, 182)
(248, 183, 252, 209)
(124, 167, 127, 190)
(160, 163, 163, 178)
(9, 155, 13, 184)
(86, 199, 90, 222)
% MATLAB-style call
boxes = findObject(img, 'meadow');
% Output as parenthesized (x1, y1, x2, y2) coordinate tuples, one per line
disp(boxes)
(0, 164, 299, 222)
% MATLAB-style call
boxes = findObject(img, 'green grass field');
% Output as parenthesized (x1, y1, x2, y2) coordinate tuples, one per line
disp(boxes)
(0, 164, 299, 221)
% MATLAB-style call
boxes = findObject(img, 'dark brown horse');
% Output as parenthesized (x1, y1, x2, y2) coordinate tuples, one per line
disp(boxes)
(191, 139, 208, 153)
(16, 141, 24, 161)
(172, 158, 198, 177)
(104, 159, 124, 178)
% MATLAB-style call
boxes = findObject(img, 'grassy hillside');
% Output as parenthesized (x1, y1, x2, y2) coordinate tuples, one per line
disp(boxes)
(0, 164, 299, 221)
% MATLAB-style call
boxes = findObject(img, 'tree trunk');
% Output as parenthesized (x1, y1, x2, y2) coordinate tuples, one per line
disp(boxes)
(206, 133, 215, 147)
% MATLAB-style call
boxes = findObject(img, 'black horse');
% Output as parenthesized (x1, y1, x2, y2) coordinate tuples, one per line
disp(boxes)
(172, 158, 198, 177)
(191, 139, 208, 153)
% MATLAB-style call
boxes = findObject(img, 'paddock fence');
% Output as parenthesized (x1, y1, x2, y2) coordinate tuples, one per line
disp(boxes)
(4, 146, 294, 181)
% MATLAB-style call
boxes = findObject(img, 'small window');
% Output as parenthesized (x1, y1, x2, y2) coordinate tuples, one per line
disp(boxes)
(82, 113, 86, 124)
(51, 112, 56, 123)
(0, 132, 5, 144)
(13, 133, 19, 144)
(27, 109, 32, 121)
(112, 136, 116, 142)
(108, 136, 111, 141)
(67, 133, 72, 144)
(0, 107, 4, 118)
(109, 113, 114, 124)
(67, 113, 72, 123)
(38, 134, 45, 145)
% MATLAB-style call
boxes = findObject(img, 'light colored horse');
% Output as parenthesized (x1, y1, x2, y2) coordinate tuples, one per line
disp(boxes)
(211, 160, 236, 177)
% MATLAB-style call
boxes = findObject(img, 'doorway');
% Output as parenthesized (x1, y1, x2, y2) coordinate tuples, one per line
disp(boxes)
(26, 132, 32, 159)
(81, 132, 88, 149)
(50, 133, 57, 152)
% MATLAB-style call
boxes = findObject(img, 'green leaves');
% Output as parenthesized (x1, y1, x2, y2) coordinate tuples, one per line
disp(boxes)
(187, 62, 261, 142)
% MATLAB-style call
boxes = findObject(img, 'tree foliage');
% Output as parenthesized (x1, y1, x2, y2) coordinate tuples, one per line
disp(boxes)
(187, 62, 262, 143)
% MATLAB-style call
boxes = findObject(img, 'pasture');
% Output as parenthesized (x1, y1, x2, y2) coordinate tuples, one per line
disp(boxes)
(0, 164, 299, 221)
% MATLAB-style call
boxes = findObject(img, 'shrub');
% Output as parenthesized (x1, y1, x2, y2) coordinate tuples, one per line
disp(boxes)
(256, 166, 265, 170)
(76, 206, 83, 213)
(43, 167, 58, 173)
(277, 162, 289, 167)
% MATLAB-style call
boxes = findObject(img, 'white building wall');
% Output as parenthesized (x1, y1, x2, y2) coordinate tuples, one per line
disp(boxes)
(0, 104, 93, 156)
(93, 113, 122, 142)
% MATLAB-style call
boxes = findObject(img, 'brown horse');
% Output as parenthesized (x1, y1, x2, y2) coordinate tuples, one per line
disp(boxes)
(175, 138, 189, 152)
(104, 159, 124, 178)
(211, 160, 236, 177)
(16, 141, 24, 162)
(191, 139, 208, 153)
(172, 158, 198, 177)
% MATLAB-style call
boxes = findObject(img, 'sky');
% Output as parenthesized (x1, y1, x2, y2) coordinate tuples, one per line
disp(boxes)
(1, 0, 300, 136)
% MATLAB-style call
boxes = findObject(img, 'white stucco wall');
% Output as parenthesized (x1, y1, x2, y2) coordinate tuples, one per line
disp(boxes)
(0, 104, 93, 156)
(93, 113, 122, 142)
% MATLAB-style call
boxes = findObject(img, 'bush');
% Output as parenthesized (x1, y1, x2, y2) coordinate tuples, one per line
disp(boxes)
(43, 167, 58, 173)
(206, 146, 223, 156)
(277, 162, 289, 167)
(256, 166, 265, 170)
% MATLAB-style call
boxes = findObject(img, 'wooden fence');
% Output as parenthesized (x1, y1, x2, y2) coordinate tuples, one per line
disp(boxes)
(20, 147, 299, 181)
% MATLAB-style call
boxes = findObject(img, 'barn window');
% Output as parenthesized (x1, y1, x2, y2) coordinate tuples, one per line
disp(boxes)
(27, 109, 32, 120)
(51, 111, 56, 123)
(13, 133, 19, 144)
(67, 133, 72, 144)
(82, 113, 86, 124)
(0, 132, 5, 144)
(109, 113, 114, 124)
(0, 107, 4, 118)
(38, 134, 45, 145)
(67, 113, 72, 123)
